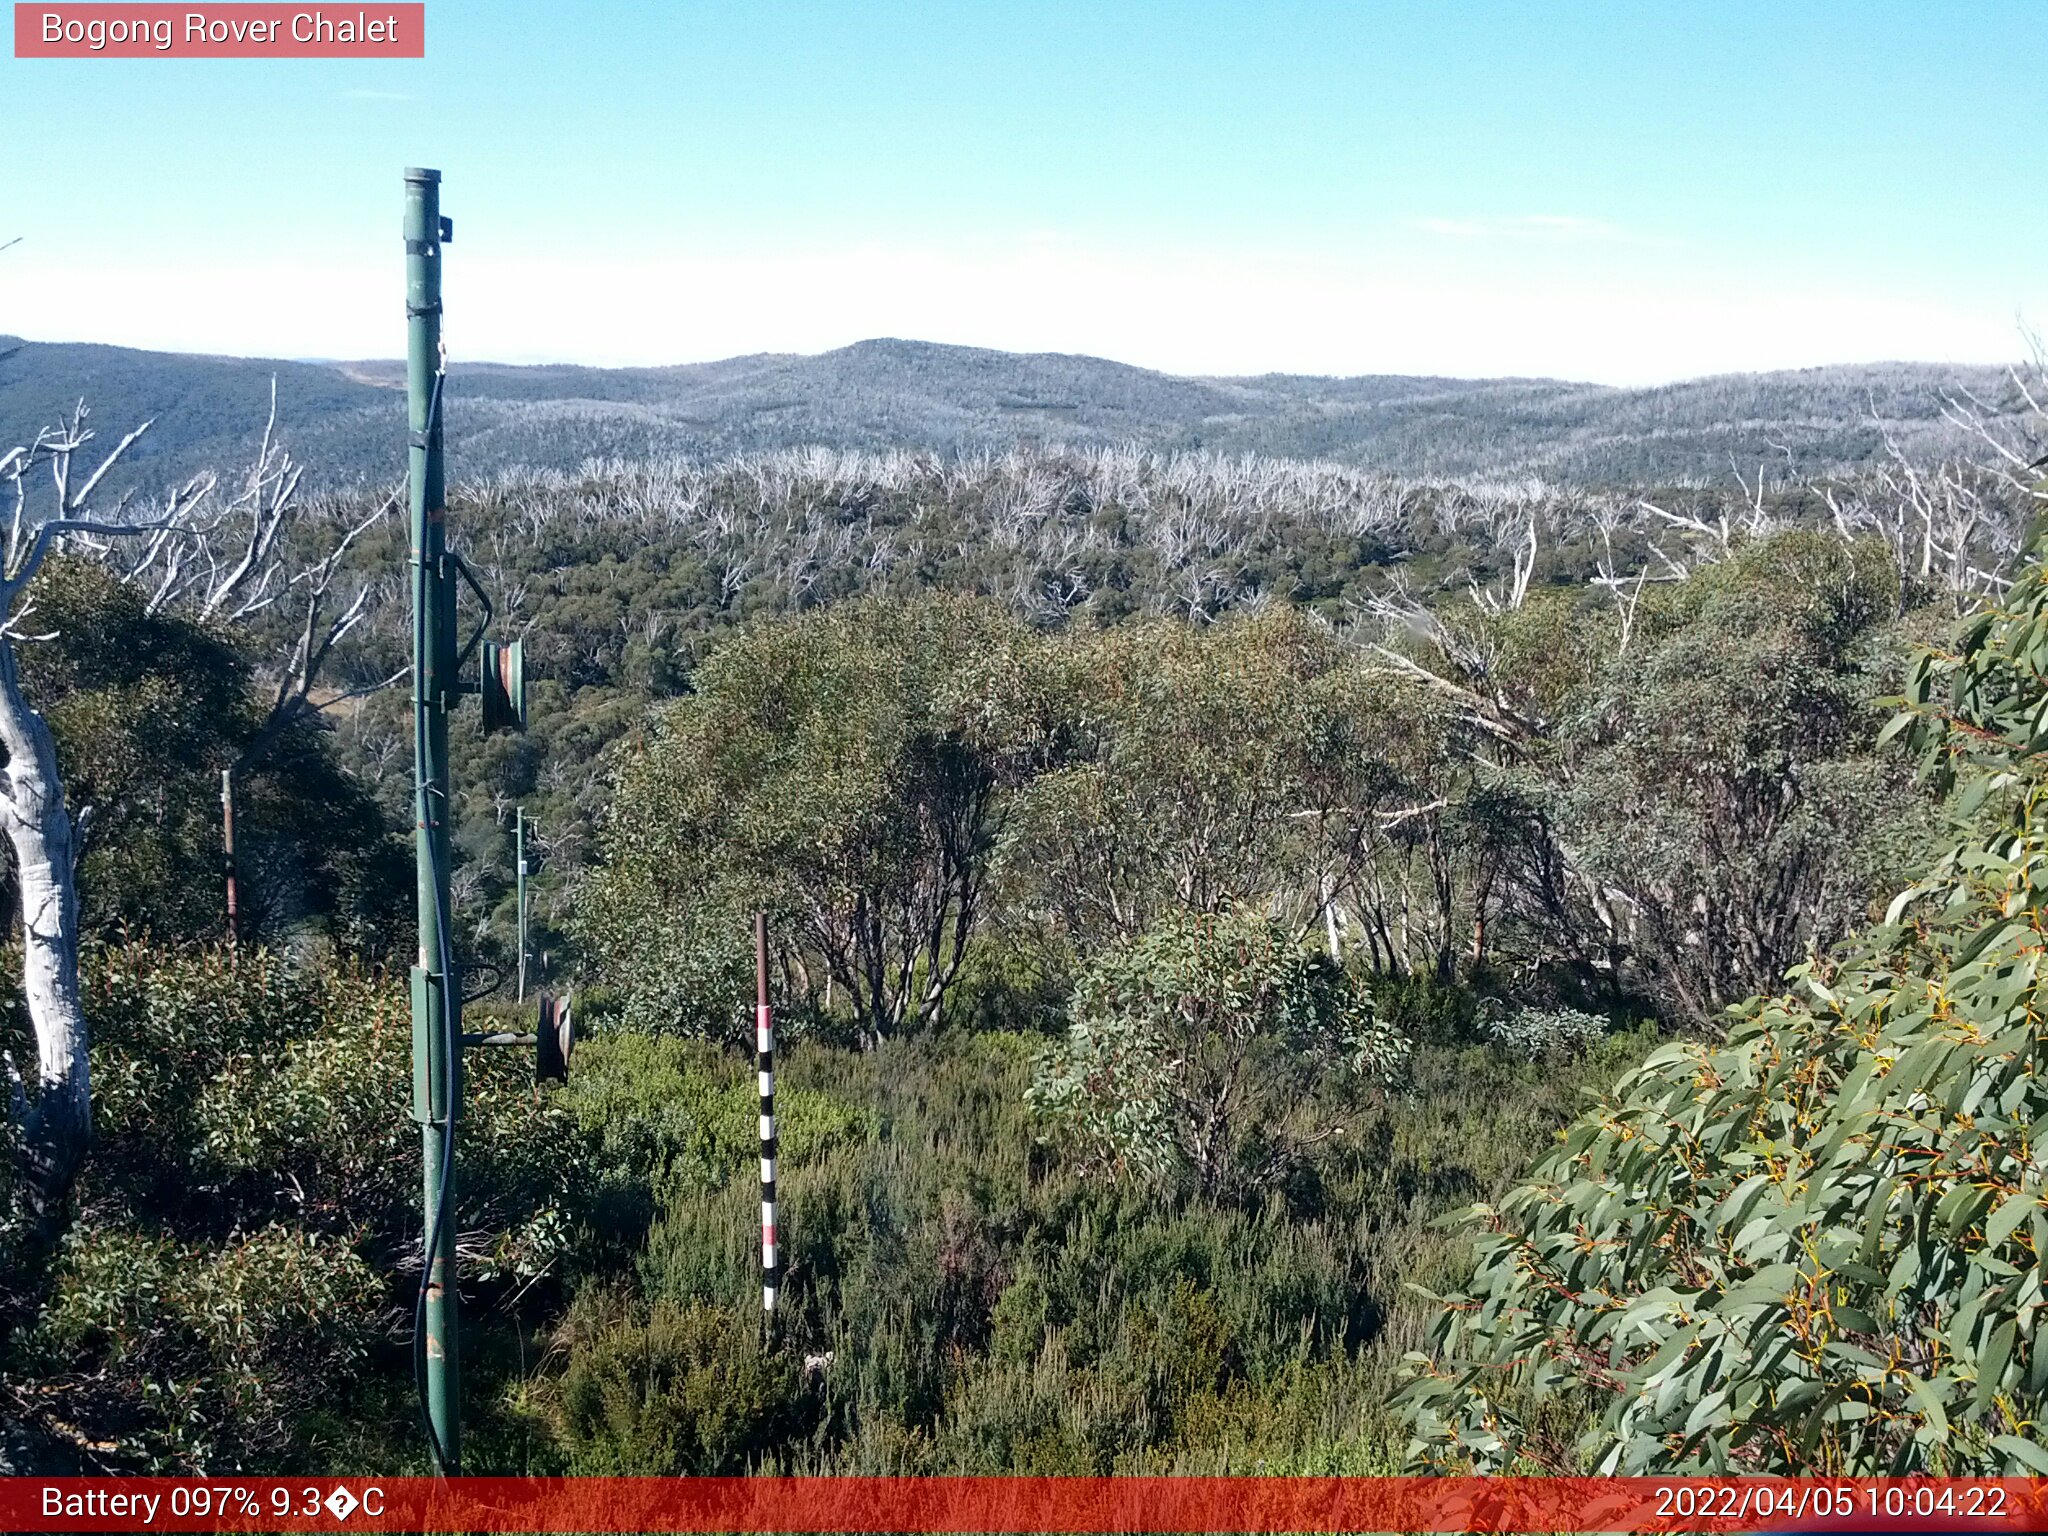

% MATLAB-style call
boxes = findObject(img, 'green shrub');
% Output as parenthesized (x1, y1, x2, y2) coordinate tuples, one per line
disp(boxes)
(545, 1006, 1642, 1474)
(30, 1224, 382, 1468)
(21, 559, 406, 953)
(1366, 972, 1484, 1048)
(567, 1033, 872, 1198)
(552, 1296, 808, 1473)
(1541, 531, 1938, 1023)
(581, 595, 1050, 1046)
(1028, 910, 1410, 1199)
(577, 895, 756, 1045)
(943, 934, 1069, 1036)
(2, 942, 580, 1470)
(1477, 1003, 1610, 1059)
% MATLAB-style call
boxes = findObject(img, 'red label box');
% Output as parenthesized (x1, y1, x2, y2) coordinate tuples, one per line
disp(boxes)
(5, 1477, 2048, 1534)
(15, 3, 424, 56)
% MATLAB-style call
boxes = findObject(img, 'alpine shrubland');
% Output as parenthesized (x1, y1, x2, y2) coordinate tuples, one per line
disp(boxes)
(3, 372, 2045, 1474)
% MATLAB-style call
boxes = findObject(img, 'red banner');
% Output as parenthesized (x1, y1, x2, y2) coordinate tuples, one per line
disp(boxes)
(14, 4, 424, 57)
(5, 1477, 2048, 1533)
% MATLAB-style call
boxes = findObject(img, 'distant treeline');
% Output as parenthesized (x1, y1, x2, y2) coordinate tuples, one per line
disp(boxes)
(244, 441, 2025, 1000)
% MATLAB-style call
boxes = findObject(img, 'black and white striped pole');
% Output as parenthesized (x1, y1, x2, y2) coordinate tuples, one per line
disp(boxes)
(755, 912, 779, 1322)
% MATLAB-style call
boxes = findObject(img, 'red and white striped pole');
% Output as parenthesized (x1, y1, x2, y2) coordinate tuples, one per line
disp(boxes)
(755, 912, 779, 1320)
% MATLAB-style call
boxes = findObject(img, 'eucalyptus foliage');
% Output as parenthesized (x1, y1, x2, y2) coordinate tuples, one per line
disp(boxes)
(1478, 1004, 1611, 1061)
(1394, 537, 2048, 1474)
(1028, 910, 1410, 1200)
(1542, 532, 1937, 1021)
(1002, 610, 1450, 958)
(18, 560, 404, 951)
(582, 595, 1051, 1046)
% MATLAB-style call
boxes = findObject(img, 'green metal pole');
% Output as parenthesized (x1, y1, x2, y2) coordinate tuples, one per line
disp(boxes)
(516, 807, 528, 1003)
(405, 165, 461, 1475)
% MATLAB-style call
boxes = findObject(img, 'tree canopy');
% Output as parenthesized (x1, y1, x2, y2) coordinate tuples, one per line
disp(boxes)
(1394, 532, 2048, 1475)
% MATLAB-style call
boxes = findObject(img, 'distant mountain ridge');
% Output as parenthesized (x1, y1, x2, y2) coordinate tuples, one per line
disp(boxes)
(0, 334, 2022, 493)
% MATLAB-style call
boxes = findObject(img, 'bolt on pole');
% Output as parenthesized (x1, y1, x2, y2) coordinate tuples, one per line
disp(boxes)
(405, 164, 461, 1476)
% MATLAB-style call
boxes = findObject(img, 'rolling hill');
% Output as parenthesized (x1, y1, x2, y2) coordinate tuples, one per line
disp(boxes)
(0, 333, 2023, 494)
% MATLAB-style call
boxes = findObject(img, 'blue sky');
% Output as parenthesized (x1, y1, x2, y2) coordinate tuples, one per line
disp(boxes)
(3, 1, 2041, 382)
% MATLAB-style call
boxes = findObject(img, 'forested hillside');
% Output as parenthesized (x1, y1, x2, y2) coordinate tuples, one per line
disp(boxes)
(0, 334, 2029, 493)
(2, 372, 2046, 1476)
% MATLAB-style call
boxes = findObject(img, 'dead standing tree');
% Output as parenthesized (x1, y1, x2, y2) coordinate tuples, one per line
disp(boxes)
(0, 411, 191, 1231)
(91, 380, 401, 773)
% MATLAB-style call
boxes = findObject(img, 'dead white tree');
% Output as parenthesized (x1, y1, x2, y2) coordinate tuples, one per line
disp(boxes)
(1938, 339, 2048, 508)
(1352, 579, 1543, 749)
(85, 380, 401, 772)
(1468, 507, 1538, 615)
(0, 412, 188, 1231)
(1810, 392, 2035, 609)
(1585, 497, 1659, 654)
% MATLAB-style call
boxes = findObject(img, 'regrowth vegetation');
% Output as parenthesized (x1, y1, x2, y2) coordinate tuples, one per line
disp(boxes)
(3, 371, 2045, 1474)
(1395, 528, 2048, 1475)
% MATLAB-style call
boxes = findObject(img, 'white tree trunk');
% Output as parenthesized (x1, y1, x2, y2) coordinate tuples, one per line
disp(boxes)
(0, 417, 213, 1233)
(0, 633, 89, 1226)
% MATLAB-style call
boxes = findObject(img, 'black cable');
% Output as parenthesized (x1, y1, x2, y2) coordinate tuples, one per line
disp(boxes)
(411, 706, 462, 1476)
(410, 364, 460, 1478)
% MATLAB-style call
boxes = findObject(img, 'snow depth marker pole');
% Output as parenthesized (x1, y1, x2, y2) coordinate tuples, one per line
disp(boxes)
(220, 768, 238, 942)
(756, 911, 779, 1322)
(515, 806, 529, 1002)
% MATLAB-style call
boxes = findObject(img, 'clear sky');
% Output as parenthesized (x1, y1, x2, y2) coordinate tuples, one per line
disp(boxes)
(3, 1, 2042, 383)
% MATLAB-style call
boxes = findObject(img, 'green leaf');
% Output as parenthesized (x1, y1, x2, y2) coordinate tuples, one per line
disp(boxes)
(1953, 915, 2017, 969)
(1973, 1320, 2017, 1417)
(1833, 1305, 1881, 1336)
(1993, 1435, 2048, 1474)
(1906, 1375, 1951, 1435)
(1983, 1188, 2040, 1253)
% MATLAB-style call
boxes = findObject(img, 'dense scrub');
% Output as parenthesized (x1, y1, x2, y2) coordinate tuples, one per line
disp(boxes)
(0, 939, 1639, 1473)
(585, 534, 1942, 1039)
(0, 944, 575, 1470)
(13, 560, 405, 954)
(277, 441, 2018, 1024)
